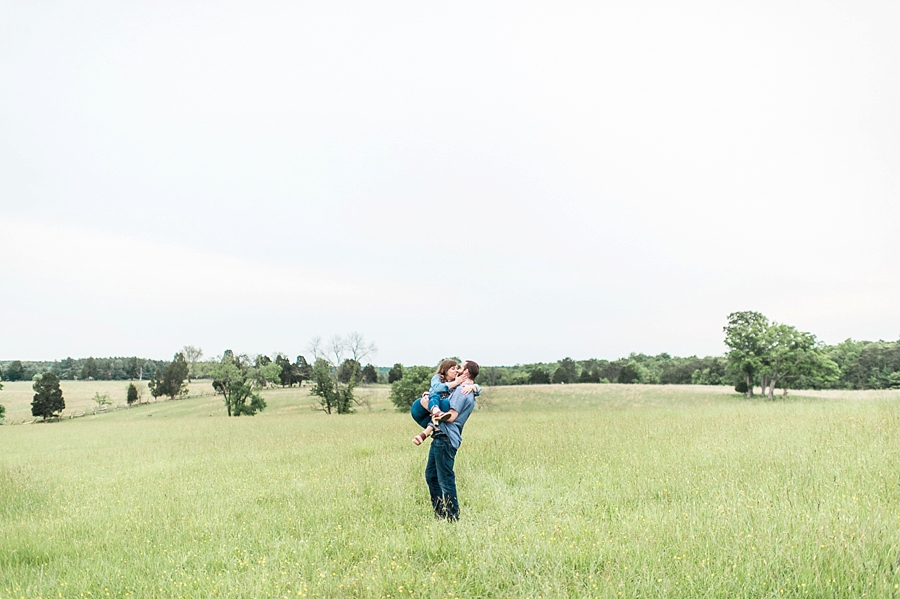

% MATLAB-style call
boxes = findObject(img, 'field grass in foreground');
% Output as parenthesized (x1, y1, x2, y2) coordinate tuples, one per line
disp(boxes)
(1, 384, 900, 598)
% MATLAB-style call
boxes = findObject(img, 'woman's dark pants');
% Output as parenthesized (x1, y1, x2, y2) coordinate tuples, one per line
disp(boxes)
(425, 436, 458, 520)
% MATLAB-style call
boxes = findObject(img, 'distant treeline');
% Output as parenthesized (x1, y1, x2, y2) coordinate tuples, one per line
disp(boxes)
(474, 355, 728, 387)
(0, 357, 171, 382)
(2, 338, 898, 390)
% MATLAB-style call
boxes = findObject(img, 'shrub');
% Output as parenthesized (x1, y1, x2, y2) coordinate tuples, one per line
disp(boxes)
(390, 366, 433, 411)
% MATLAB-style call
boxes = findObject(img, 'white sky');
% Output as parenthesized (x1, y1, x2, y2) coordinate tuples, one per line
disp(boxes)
(1, 0, 898, 365)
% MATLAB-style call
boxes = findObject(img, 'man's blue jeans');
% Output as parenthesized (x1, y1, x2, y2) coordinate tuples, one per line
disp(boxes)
(425, 436, 458, 520)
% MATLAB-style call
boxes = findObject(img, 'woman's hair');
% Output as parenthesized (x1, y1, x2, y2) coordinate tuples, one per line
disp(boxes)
(436, 359, 459, 382)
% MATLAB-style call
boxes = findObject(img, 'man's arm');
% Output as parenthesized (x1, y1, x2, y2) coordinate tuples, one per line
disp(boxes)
(443, 409, 460, 423)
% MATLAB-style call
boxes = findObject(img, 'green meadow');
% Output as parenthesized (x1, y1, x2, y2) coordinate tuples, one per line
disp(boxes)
(2, 382, 900, 598)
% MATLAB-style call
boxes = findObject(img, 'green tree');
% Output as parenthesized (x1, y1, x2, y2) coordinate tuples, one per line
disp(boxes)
(388, 363, 404, 383)
(5, 360, 26, 382)
(0, 380, 5, 423)
(759, 323, 839, 400)
(92, 392, 111, 409)
(529, 367, 550, 384)
(307, 335, 374, 414)
(275, 354, 293, 386)
(32, 372, 65, 420)
(148, 353, 190, 400)
(551, 365, 569, 384)
(252, 355, 282, 388)
(888, 372, 900, 389)
(210, 352, 268, 417)
(310, 358, 357, 414)
(81, 357, 99, 380)
(389, 365, 433, 411)
(560, 358, 578, 383)
(579, 359, 603, 383)
(338, 359, 362, 384)
(361, 363, 378, 384)
(126, 383, 139, 405)
(723, 311, 770, 397)
(182, 345, 204, 382)
(617, 361, 647, 384)
(293, 355, 311, 387)
(124, 357, 146, 380)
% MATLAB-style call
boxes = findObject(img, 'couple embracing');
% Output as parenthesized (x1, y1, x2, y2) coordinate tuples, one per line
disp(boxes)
(409, 359, 480, 521)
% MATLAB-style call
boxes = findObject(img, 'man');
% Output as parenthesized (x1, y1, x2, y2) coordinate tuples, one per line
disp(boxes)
(425, 360, 479, 521)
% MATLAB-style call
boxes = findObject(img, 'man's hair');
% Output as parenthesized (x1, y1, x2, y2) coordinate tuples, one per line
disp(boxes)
(436, 359, 459, 382)
(462, 360, 479, 380)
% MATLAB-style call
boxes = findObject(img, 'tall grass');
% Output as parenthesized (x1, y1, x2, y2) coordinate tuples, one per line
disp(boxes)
(1, 384, 899, 598)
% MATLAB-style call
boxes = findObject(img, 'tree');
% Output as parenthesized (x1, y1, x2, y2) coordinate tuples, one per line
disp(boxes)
(758, 323, 839, 400)
(388, 363, 404, 383)
(293, 355, 311, 387)
(148, 353, 190, 401)
(361, 364, 378, 385)
(723, 311, 770, 397)
(125, 357, 146, 380)
(92, 392, 111, 409)
(346, 332, 377, 365)
(481, 367, 501, 386)
(210, 352, 268, 417)
(275, 354, 293, 387)
(338, 359, 361, 384)
(529, 367, 550, 384)
(0, 380, 5, 422)
(551, 358, 578, 384)
(617, 361, 647, 384)
(81, 357, 99, 380)
(551, 366, 569, 384)
(389, 365, 433, 411)
(888, 372, 900, 389)
(561, 358, 578, 382)
(252, 355, 282, 388)
(309, 358, 357, 414)
(309, 333, 375, 414)
(5, 360, 25, 382)
(32, 372, 65, 420)
(182, 346, 204, 382)
(307, 335, 370, 414)
(126, 383, 139, 405)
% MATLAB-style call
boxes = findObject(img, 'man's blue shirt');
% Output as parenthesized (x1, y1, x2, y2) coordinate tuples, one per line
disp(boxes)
(436, 386, 476, 449)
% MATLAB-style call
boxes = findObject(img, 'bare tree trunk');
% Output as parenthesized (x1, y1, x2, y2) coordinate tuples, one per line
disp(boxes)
(745, 373, 752, 398)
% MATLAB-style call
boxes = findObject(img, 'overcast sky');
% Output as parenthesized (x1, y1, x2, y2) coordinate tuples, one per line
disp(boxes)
(1, 0, 898, 366)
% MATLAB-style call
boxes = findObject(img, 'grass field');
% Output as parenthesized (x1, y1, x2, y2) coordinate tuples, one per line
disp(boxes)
(2, 383, 900, 598)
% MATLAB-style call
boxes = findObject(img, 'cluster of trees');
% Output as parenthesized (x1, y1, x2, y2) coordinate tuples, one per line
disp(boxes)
(0, 357, 169, 382)
(307, 334, 377, 414)
(390, 354, 728, 389)
(210, 351, 274, 416)
(825, 338, 900, 390)
(722, 311, 900, 398)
